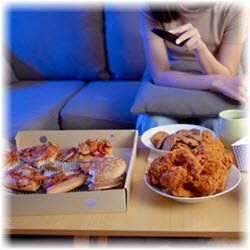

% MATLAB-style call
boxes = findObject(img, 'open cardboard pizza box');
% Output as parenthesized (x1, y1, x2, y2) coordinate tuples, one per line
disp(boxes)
(5, 130, 138, 216)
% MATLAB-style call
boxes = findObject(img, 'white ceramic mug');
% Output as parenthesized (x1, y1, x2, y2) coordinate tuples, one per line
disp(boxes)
(218, 109, 248, 148)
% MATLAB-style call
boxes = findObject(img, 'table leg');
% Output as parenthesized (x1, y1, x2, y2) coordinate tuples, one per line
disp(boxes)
(74, 236, 90, 246)
(96, 236, 108, 247)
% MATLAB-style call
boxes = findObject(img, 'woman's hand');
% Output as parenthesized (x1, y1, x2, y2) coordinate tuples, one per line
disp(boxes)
(212, 76, 248, 103)
(169, 23, 206, 53)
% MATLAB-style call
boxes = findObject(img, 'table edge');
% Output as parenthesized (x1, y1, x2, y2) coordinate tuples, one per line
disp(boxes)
(5, 229, 247, 238)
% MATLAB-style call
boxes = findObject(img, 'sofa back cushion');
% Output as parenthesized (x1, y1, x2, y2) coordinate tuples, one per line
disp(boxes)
(8, 7, 110, 81)
(105, 7, 146, 80)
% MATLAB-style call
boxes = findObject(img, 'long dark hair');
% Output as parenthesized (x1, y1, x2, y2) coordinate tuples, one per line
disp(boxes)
(150, 5, 179, 23)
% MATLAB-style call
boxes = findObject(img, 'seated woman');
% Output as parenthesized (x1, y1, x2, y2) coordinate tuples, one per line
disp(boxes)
(137, 2, 247, 134)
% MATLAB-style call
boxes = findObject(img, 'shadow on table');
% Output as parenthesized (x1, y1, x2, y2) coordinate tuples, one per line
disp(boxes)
(4, 235, 74, 247)
(107, 236, 246, 248)
(4, 235, 247, 248)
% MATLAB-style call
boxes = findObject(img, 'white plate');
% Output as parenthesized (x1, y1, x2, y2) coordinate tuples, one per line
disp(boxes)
(141, 124, 216, 153)
(144, 165, 241, 203)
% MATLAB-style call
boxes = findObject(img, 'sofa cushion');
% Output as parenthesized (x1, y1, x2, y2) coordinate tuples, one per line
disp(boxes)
(6, 81, 84, 141)
(105, 7, 146, 80)
(8, 7, 110, 81)
(60, 81, 140, 129)
(131, 80, 243, 118)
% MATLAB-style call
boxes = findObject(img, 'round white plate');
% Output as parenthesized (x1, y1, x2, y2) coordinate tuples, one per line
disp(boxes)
(144, 165, 241, 203)
(141, 124, 216, 153)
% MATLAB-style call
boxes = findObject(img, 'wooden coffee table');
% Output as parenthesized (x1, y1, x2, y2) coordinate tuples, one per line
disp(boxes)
(4, 141, 247, 243)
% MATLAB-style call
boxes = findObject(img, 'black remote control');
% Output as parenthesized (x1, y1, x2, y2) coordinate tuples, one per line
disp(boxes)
(151, 28, 188, 47)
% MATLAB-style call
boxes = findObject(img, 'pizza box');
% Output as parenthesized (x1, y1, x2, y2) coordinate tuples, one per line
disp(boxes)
(5, 130, 138, 216)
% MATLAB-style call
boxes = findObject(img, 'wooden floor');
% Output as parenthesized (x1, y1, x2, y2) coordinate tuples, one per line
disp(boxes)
(5, 235, 247, 248)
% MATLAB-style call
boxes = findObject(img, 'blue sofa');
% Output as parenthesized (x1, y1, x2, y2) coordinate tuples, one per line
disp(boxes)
(6, 6, 146, 141)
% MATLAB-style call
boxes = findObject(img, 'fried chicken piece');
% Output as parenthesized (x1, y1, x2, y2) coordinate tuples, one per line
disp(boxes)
(97, 139, 112, 156)
(57, 139, 112, 163)
(159, 149, 203, 197)
(78, 139, 112, 157)
(79, 139, 98, 155)
(148, 148, 202, 191)
(147, 153, 173, 187)
(201, 130, 213, 143)
(160, 166, 188, 195)
(192, 131, 232, 195)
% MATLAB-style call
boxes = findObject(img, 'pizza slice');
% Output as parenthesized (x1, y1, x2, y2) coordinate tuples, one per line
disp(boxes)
(57, 147, 79, 162)
(3, 165, 46, 192)
(3, 150, 19, 167)
(18, 142, 60, 167)
(44, 168, 88, 194)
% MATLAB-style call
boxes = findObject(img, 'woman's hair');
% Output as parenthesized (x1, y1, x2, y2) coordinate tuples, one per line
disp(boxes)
(150, 6, 179, 23)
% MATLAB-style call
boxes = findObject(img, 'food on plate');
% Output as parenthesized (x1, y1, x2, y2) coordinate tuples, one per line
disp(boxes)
(88, 157, 126, 190)
(18, 142, 60, 167)
(146, 130, 232, 198)
(151, 129, 203, 151)
(44, 167, 88, 194)
(3, 165, 46, 192)
(150, 131, 169, 149)
(161, 134, 177, 151)
(3, 150, 19, 167)
(57, 139, 112, 162)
